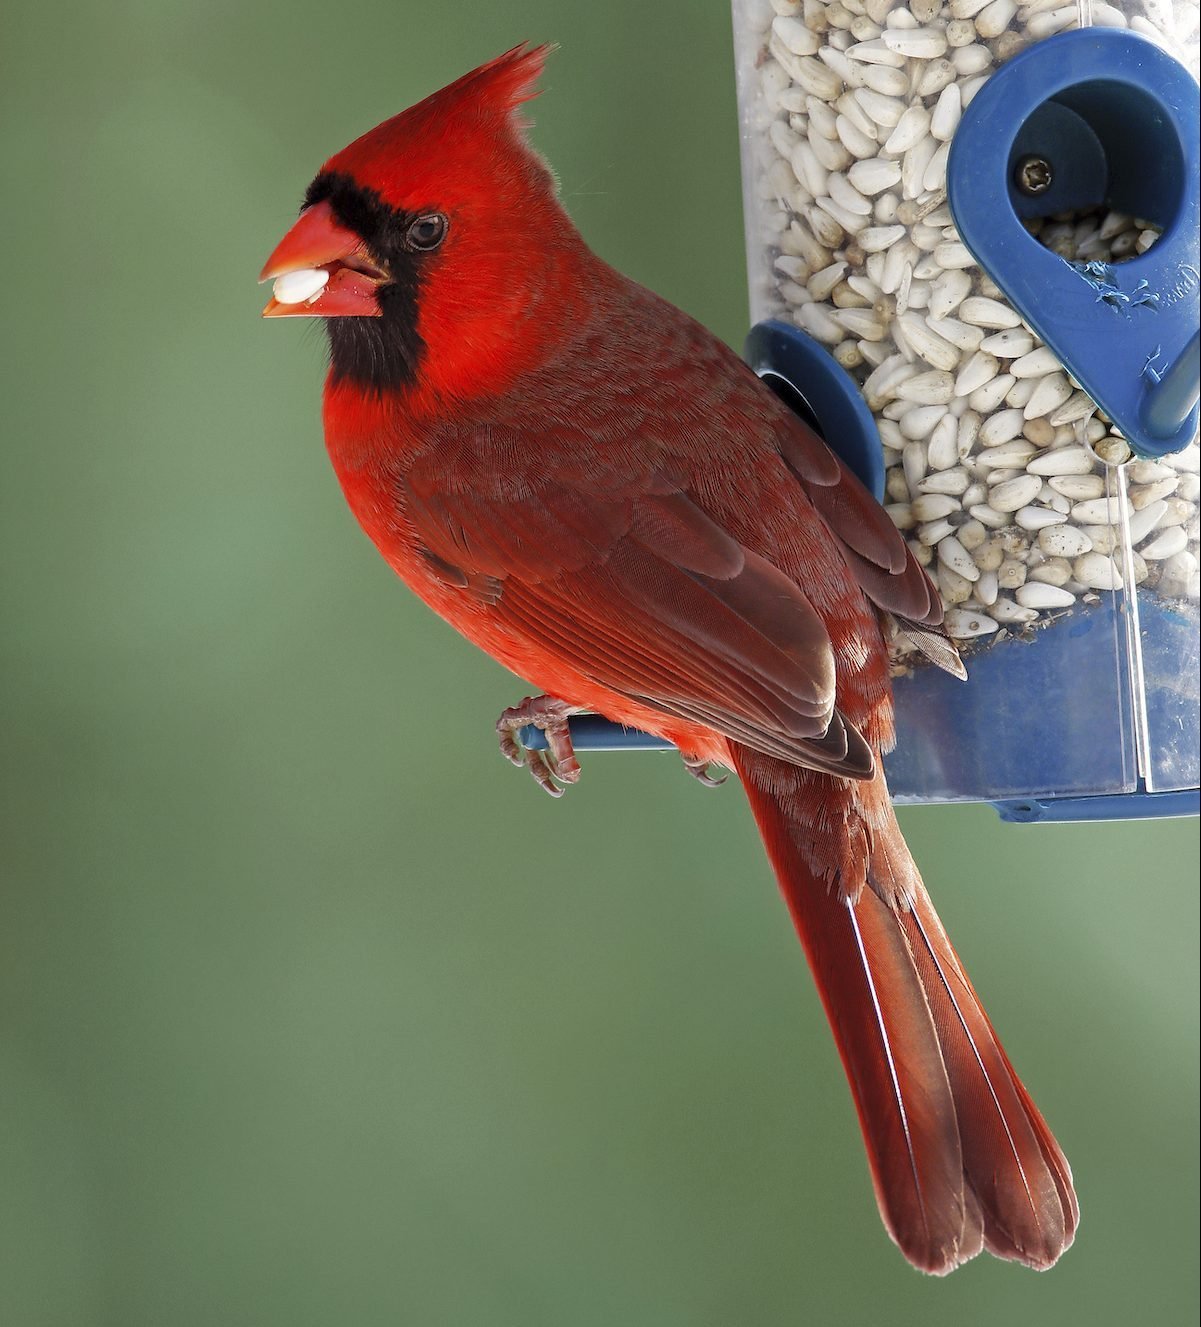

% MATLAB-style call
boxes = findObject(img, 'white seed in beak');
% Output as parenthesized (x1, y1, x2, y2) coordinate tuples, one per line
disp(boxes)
(272, 267, 330, 305)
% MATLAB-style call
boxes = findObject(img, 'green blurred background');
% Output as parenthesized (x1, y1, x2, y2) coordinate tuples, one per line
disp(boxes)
(1, 2, 1197, 1323)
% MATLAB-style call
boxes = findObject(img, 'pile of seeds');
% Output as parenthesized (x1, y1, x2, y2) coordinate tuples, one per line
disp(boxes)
(734, 0, 1201, 649)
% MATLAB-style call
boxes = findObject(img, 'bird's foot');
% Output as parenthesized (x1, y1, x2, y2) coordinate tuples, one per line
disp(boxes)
(681, 753, 727, 789)
(496, 695, 582, 798)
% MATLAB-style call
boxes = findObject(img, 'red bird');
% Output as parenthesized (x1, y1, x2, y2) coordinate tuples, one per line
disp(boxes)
(260, 45, 1077, 1273)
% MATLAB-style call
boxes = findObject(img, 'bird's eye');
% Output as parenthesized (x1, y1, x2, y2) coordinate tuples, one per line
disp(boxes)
(405, 213, 448, 251)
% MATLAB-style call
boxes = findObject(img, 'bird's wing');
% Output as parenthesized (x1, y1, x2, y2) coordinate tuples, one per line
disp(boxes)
(403, 427, 880, 778)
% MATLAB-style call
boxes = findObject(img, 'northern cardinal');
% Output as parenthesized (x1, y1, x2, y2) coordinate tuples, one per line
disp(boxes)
(260, 45, 1077, 1273)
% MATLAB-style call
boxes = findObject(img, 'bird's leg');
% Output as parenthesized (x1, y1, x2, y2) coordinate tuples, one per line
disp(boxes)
(681, 752, 727, 789)
(496, 695, 583, 798)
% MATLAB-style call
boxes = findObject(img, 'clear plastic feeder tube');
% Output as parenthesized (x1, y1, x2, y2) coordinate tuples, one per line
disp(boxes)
(732, 0, 1200, 809)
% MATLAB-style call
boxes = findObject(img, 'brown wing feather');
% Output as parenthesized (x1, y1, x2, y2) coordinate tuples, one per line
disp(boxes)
(777, 424, 946, 624)
(774, 419, 962, 668)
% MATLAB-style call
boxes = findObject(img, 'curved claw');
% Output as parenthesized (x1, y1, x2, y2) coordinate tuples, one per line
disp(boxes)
(497, 727, 528, 769)
(528, 751, 566, 798)
(682, 753, 727, 789)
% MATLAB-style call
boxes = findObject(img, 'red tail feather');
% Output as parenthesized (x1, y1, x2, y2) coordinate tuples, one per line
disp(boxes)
(735, 747, 1078, 1275)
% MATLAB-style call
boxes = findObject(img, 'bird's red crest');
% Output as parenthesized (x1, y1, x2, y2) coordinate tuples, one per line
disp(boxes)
(320, 43, 553, 201)
(448, 42, 553, 117)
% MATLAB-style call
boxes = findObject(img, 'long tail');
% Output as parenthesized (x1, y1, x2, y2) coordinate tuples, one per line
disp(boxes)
(734, 747, 1078, 1275)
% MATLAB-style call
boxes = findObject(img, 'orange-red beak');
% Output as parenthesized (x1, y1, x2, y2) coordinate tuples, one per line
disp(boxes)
(259, 200, 386, 318)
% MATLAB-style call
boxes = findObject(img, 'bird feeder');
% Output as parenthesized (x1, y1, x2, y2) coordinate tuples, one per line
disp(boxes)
(525, 0, 1200, 822)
